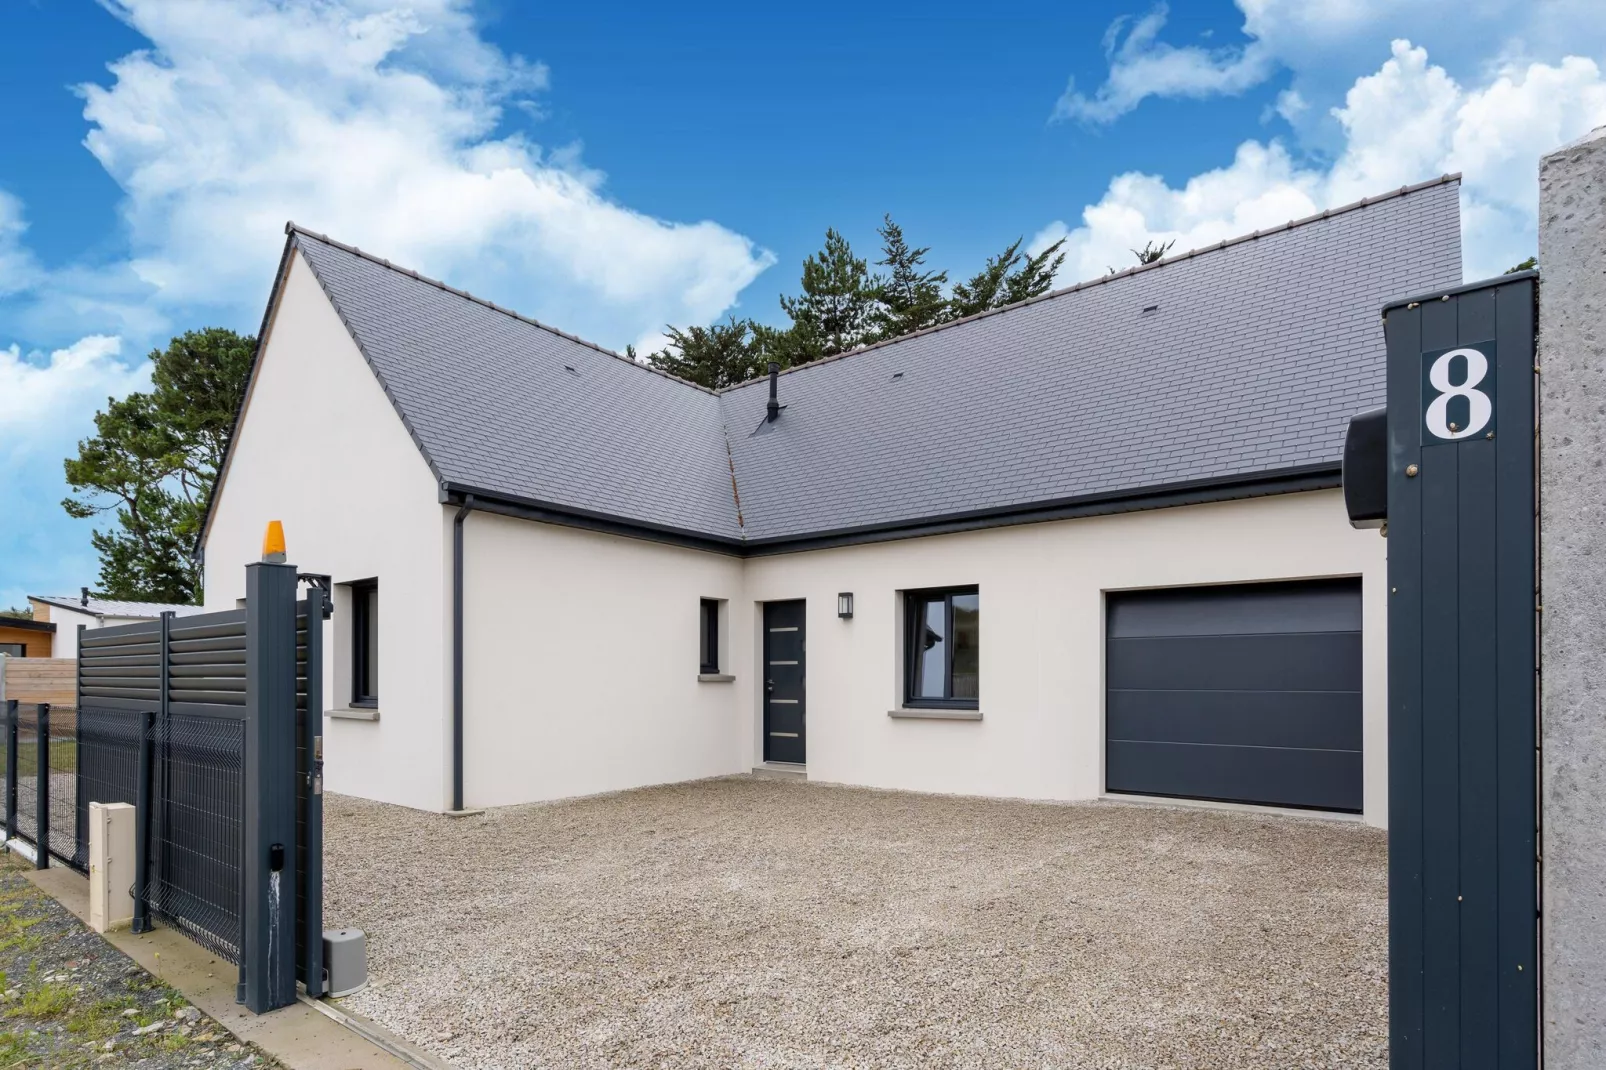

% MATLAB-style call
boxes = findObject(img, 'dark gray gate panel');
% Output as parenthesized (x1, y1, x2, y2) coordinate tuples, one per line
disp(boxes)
(1105, 578, 1364, 812)
(1382, 274, 1537, 1070)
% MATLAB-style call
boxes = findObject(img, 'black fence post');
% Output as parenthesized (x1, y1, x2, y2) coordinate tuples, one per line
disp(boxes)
(4, 699, 15, 842)
(243, 554, 299, 1014)
(34, 704, 48, 869)
(132, 612, 169, 934)
(302, 583, 326, 998)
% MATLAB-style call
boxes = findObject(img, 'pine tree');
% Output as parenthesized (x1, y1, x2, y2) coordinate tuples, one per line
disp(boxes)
(775, 229, 878, 359)
(1003, 239, 1067, 305)
(643, 317, 772, 390)
(949, 237, 1067, 320)
(62, 328, 254, 603)
(869, 215, 947, 342)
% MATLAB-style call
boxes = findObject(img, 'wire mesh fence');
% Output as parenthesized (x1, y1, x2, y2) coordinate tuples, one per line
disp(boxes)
(13, 703, 38, 847)
(146, 712, 246, 965)
(73, 706, 144, 871)
(47, 706, 78, 867)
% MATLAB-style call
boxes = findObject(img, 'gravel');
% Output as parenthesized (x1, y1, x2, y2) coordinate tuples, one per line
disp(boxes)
(325, 777, 1388, 1070)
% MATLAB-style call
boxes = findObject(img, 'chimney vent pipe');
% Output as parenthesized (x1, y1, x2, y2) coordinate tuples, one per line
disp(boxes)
(766, 362, 781, 422)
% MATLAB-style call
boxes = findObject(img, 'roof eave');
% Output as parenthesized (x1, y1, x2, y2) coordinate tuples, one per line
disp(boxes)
(444, 463, 1341, 558)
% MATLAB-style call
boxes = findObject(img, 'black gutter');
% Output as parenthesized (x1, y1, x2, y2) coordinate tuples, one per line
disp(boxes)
(441, 462, 1343, 561)
(441, 483, 747, 556)
(451, 494, 475, 812)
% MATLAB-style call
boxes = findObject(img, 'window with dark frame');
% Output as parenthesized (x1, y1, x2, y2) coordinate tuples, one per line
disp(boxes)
(0, 644, 24, 658)
(351, 580, 378, 707)
(905, 587, 979, 708)
(699, 599, 720, 675)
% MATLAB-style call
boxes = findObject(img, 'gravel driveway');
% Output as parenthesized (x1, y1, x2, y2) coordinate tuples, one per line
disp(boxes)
(324, 777, 1387, 1070)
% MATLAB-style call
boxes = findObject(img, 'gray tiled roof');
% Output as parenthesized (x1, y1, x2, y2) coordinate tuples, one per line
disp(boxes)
(722, 179, 1462, 540)
(295, 235, 744, 538)
(287, 177, 1461, 546)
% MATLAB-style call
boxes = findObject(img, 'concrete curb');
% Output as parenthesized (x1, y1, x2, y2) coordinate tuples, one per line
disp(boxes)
(22, 864, 416, 1070)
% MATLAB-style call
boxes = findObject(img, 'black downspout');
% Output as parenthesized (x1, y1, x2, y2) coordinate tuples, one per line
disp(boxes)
(452, 495, 475, 812)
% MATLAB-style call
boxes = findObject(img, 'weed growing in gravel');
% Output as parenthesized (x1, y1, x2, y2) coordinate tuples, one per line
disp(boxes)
(17, 981, 73, 1018)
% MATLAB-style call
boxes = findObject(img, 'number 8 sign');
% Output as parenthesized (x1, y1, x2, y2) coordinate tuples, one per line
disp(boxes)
(1421, 341, 1496, 442)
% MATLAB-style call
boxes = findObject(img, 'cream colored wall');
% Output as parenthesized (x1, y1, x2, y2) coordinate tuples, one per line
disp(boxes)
(459, 511, 749, 808)
(743, 489, 1391, 827)
(202, 251, 450, 812)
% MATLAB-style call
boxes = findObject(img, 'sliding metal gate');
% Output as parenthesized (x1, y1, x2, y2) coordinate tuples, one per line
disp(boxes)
(3, 554, 327, 1013)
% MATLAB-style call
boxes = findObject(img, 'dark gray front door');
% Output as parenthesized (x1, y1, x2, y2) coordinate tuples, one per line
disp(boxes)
(1105, 578, 1363, 812)
(763, 600, 805, 764)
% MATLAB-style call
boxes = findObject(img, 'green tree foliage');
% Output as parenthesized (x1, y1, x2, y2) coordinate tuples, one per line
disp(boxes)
(949, 236, 1067, 320)
(643, 219, 1070, 385)
(62, 328, 255, 604)
(643, 317, 773, 391)
(1505, 256, 1537, 273)
(775, 228, 878, 360)
(0, 607, 30, 619)
(869, 215, 948, 341)
(1133, 238, 1176, 265)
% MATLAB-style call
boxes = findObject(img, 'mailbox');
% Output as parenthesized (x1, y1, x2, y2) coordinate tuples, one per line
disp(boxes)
(1342, 405, 1388, 529)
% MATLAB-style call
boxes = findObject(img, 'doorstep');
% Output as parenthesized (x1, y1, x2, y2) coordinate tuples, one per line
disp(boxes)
(750, 762, 807, 781)
(23, 865, 429, 1070)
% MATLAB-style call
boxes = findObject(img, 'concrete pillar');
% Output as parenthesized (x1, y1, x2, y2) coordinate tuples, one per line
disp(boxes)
(88, 801, 136, 932)
(1539, 123, 1606, 1068)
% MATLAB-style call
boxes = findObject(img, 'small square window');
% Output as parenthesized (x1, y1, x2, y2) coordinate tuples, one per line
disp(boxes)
(699, 599, 720, 675)
(904, 587, 979, 708)
(351, 580, 378, 707)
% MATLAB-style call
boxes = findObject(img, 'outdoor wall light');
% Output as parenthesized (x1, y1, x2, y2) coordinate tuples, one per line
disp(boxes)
(838, 592, 854, 619)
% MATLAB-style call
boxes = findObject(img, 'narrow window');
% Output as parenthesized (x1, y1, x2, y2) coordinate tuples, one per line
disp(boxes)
(699, 599, 720, 675)
(905, 587, 979, 708)
(0, 644, 24, 658)
(352, 580, 378, 707)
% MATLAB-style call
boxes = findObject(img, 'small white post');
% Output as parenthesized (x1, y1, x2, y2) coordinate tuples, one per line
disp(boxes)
(89, 801, 136, 932)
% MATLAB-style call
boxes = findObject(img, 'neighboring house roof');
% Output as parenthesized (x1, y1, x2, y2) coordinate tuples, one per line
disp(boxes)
(0, 617, 55, 633)
(214, 174, 1463, 555)
(28, 595, 208, 619)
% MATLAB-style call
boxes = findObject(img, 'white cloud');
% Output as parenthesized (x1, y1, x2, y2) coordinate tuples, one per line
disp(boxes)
(0, 336, 147, 446)
(1053, 4, 1275, 124)
(8, 0, 773, 353)
(0, 191, 38, 297)
(0, 336, 146, 609)
(1058, 1, 1606, 131)
(1034, 40, 1606, 283)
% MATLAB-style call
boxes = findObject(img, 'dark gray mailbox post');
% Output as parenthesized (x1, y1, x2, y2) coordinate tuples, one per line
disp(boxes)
(1345, 271, 1538, 1070)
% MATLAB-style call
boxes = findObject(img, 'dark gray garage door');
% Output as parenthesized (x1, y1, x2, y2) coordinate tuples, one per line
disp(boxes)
(1105, 579, 1363, 813)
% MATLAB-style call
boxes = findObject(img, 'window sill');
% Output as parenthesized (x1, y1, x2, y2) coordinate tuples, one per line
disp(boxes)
(698, 673, 735, 683)
(326, 707, 380, 721)
(888, 708, 982, 721)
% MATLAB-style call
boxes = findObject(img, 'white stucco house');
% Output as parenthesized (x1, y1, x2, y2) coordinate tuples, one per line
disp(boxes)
(26, 592, 208, 659)
(199, 176, 1464, 828)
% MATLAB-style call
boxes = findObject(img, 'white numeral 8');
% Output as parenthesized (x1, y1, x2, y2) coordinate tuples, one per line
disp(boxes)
(1425, 348, 1492, 440)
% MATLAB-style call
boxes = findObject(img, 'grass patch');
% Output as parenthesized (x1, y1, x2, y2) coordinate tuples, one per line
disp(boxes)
(16, 982, 72, 1018)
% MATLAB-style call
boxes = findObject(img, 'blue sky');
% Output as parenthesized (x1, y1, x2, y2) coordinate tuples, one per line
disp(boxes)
(2, 0, 1604, 609)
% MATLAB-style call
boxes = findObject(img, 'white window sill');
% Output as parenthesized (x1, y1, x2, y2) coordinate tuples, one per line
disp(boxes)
(326, 707, 380, 721)
(887, 708, 982, 721)
(698, 673, 735, 683)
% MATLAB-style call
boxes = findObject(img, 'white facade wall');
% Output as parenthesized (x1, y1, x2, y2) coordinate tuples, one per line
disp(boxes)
(460, 511, 749, 808)
(742, 489, 1390, 827)
(203, 252, 1388, 822)
(203, 252, 451, 812)
(44, 605, 95, 659)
